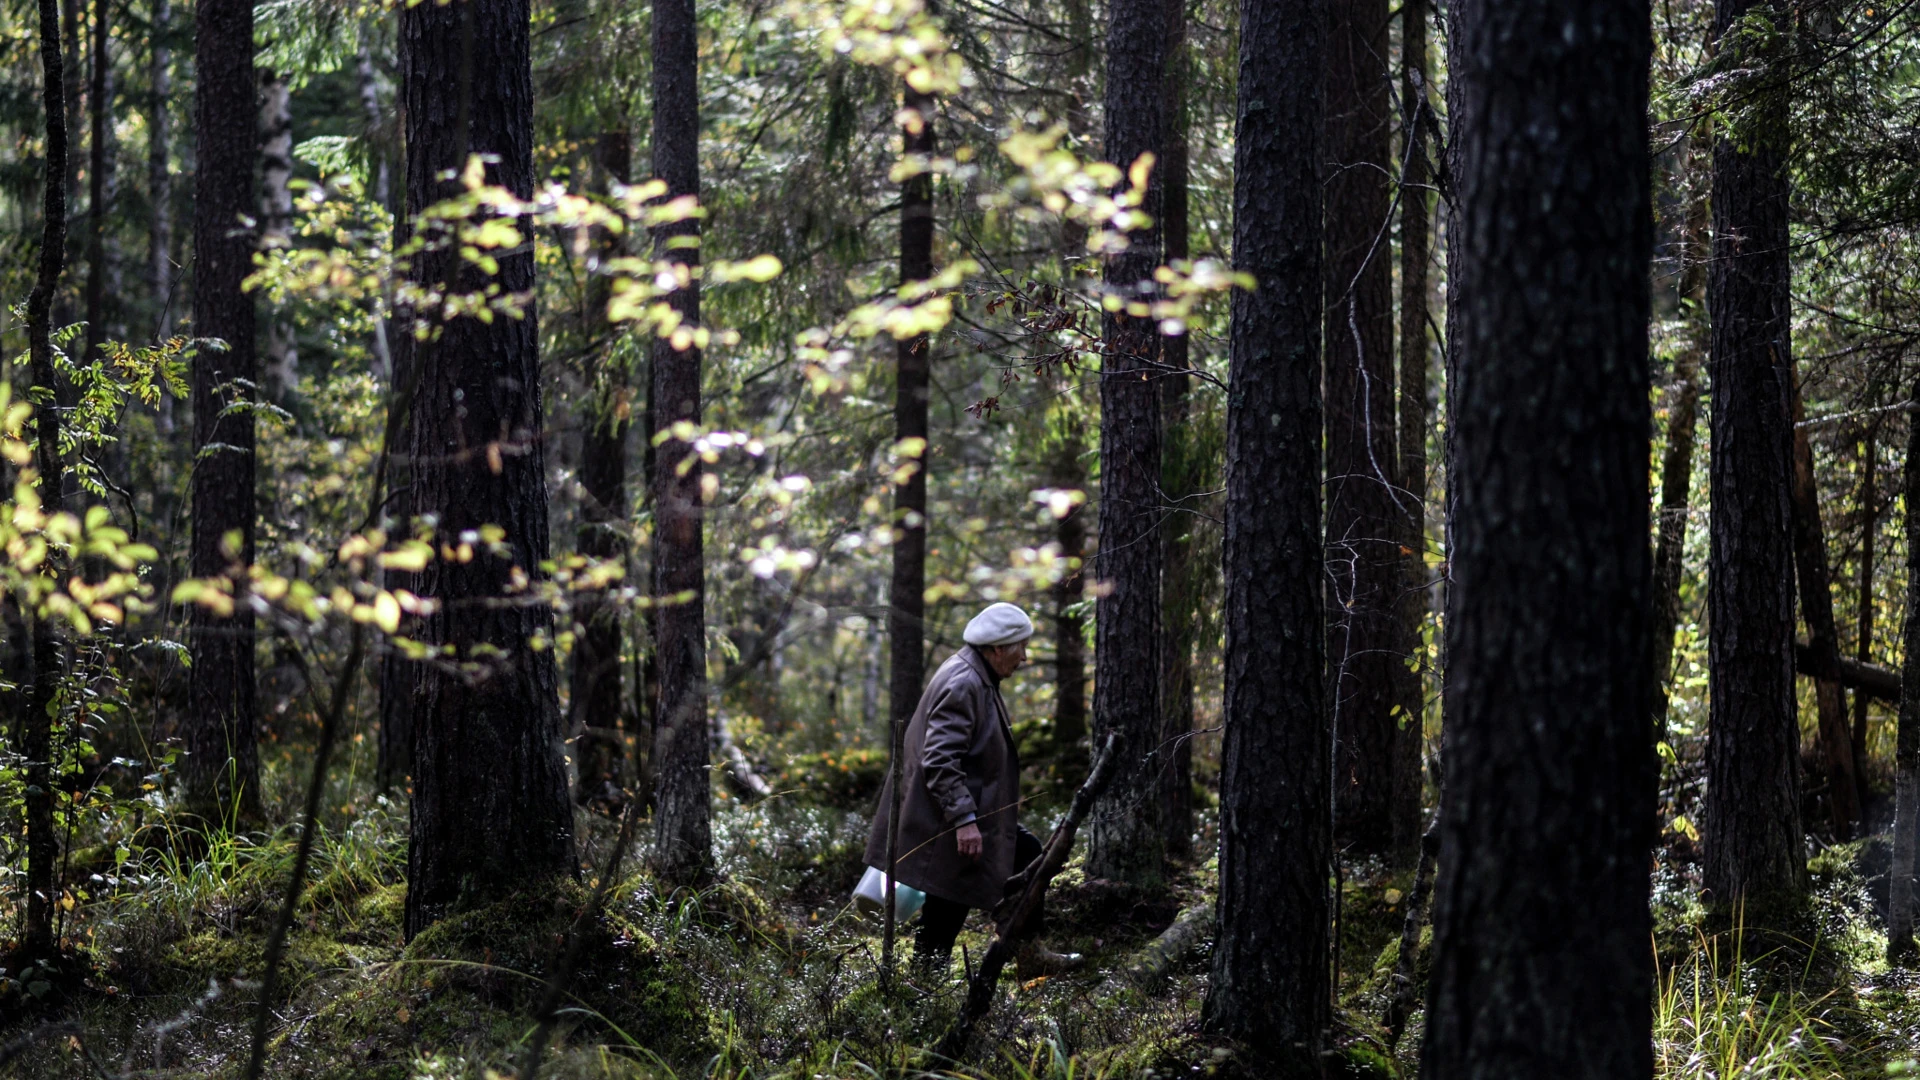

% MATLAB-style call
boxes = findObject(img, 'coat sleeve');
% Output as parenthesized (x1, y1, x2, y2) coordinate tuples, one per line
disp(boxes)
(919, 680, 980, 824)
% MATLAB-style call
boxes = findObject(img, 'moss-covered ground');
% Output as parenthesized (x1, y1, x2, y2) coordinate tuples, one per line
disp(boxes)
(6, 789, 1920, 1078)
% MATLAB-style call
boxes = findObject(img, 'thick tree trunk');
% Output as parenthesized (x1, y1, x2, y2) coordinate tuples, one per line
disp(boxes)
(1789, 377, 1863, 836)
(1391, 0, 1433, 866)
(1702, 0, 1805, 915)
(1421, 0, 1655, 1075)
(1201, 0, 1327, 1065)
(400, 0, 576, 937)
(570, 129, 632, 810)
(147, 0, 171, 341)
(1324, 0, 1401, 856)
(647, 0, 711, 881)
(259, 69, 298, 401)
(186, 0, 261, 822)
(1890, 385, 1920, 963)
(83, 0, 111, 365)
(1156, 0, 1196, 862)
(1086, 0, 1167, 890)
(23, 0, 69, 965)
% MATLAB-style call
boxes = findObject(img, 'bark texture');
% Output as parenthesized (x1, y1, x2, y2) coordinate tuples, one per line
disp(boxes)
(1652, 180, 1706, 736)
(400, 0, 576, 937)
(882, 81, 936, 974)
(186, 0, 260, 821)
(23, 0, 69, 963)
(1789, 379, 1862, 835)
(1201, 0, 1327, 1065)
(83, 0, 112, 365)
(1421, 0, 1655, 1076)
(1892, 382, 1920, 962)
(1156, 0, 1197, 861)
(1702, 0, 1805, 914)
(1086, 0, 1167, 889)
(648, 0, 711, 881)
(1324, 0, 1402, 857)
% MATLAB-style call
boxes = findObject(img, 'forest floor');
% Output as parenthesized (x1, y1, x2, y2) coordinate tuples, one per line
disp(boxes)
(5, 779, 1920, 1078)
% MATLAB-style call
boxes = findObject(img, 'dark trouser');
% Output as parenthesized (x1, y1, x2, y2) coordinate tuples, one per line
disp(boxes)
(915, 825, 1044, 965)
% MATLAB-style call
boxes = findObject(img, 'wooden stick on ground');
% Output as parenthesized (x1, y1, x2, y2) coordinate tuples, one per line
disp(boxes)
(936, 733, 1118, 1062)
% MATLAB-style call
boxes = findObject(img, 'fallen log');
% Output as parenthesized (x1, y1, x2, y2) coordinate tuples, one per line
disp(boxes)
(713, 710, 773, 800)
(1094, 902, 1213, 999)
(935, 732, 1119, 1061)
(1795, 641, 1901, 703)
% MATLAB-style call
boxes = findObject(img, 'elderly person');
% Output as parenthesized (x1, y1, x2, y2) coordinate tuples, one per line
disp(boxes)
(865, 602, 1083, 978)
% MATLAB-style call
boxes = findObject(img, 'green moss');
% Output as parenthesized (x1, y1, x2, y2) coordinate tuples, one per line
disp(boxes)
(266, 881, 710, 1079)
(774, 747, 887, 808)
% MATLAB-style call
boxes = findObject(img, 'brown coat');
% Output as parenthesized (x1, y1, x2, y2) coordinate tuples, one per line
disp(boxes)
(864, 647, 1021, 909)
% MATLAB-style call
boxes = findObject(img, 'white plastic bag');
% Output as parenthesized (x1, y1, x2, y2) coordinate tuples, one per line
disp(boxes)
(852, 865, 927, 922)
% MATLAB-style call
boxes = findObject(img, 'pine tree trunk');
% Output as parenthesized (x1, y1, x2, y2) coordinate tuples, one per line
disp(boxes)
(1324, 0, 1400, 856)
(399, 0, 576, 936)
(259, 69, 298, 401)
(647, 0, 711, 881)
(1702, 0, 1805, 915)
(881, 79, 936, 977)
(570, 129, 632, 811)
(1391, 0, 1433, 866)
(1853, 425, 1877, 775)
(1201, 0, 1327, 1064)
(1420, 0, 1655, 1073)
(1789, 378, 1863, 836)
(1890, 383, 1920, 963)
(1156, 0, 1195, 862)
(1652, 173, 1706, 737)
(1086, 0, 1167, 890)
(23, 0, 69, 964)
(186, 0, 260, 822)
(83, 0, 111, 365)
(147, 0, 171, 342)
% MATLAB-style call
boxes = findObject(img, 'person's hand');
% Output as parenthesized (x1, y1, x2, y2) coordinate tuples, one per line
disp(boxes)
(956, 822, 983, 860)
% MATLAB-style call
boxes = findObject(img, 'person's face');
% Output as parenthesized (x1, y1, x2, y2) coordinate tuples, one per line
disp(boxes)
(985, 640, 1028, 678)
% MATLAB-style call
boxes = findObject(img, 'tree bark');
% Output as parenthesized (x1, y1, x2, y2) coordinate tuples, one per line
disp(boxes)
(1421, 0, 1655, 1074)
(1853, 424, 1877, 776)
(1652, 175, 1707, 738)
(1201, 0, 1327, 1065)
(1086, 0, 1167, 890)
(1156, 0, 1196, 862)
(1702, 0, 1805, 915)
(23, 0, 69, 964)
(647, 0, 711, 881)
(1324, 0, 1400, 858)
(570, 129, 631, 811)
(83, 0, 112, 365)
(147, 0, 172, 342)
(881, 78, 936, 979)
(1890, 376, 1920, 963)
(400, 0, 576, 937)
(1391, 0, 1433, 866)
(259, 68, 298, 401)
(1789, 376, 1863, 836)
(186, 0, 261, 822)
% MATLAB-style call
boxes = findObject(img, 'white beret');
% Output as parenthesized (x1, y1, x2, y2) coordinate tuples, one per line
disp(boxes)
(963, 602, 1034, 647)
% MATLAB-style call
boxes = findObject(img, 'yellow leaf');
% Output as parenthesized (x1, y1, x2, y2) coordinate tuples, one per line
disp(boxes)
(373, 592, 402, 634)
